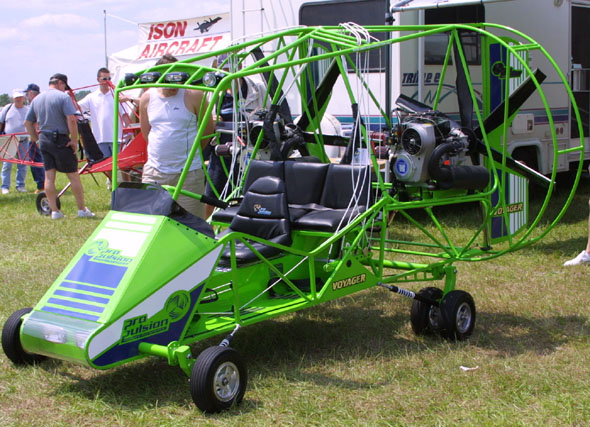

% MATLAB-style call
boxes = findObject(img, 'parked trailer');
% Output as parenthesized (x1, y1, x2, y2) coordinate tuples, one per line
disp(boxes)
(232, 0, 589, 174)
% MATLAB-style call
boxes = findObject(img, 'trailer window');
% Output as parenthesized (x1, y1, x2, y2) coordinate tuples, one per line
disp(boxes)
(300, 0, 388, 72)
(424, 5, 484, 65)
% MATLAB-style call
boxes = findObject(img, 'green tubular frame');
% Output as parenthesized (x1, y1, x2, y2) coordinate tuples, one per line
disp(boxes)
(102, 23, 585, 369)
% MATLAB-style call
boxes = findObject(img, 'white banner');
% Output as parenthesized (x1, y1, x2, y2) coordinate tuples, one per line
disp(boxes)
(108, 13, 231, 87)
(138, 13, 230, 43)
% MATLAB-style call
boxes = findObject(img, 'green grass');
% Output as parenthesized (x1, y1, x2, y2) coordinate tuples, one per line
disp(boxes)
(1, 170, 590, 425)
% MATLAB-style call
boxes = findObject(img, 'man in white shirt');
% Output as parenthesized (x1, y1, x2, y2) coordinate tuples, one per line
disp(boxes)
(1, 89, 30, 194)
(78, 67, 130, 159)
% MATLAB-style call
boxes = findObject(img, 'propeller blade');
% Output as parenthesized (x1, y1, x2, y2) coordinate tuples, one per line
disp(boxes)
(295, 59, 341, 131)
(250, 47, 294, 124)
(453, 31, 474, 129)
(300, 131, 349, 147)
(473, 141, 552, 187)
(474, 68, 547, 139)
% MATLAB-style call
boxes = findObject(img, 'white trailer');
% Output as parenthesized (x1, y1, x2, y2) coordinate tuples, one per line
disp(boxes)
(230, 0, 588, 174)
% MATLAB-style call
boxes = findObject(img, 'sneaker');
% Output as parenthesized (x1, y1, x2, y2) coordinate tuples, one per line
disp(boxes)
(78, 207, 96, 218)
(563, 250, 590, 266)
(34, 188, 44, 194)
(51, 211, 65, 220)
(1, 188, 8, 195)
(16, 187, 27, 193)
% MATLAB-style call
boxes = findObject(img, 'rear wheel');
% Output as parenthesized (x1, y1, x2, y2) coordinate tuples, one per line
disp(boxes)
(440, 290, 476, 341)
(36, 191, 60, 216)
(410, 287, 443, 335)
(2, 308, 46, 365)
(190, 346, 247, 413)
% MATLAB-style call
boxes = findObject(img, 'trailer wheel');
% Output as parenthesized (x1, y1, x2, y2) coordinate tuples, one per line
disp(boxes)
(190, 346, 247, 413)
(440, 290, 476, 341)
(2, 308, 46, 365)
(36, 191, 60, 216)
(410, 287, 443, 335)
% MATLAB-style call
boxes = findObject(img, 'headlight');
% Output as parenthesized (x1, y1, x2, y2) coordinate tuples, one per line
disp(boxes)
(140, 72, 162, 83)
(202, 71, 226, 87)
(164, 72, 190, 83)
(124, 73, 138, 86)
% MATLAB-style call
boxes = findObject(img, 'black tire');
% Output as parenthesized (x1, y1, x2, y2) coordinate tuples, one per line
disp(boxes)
(439, 290, 476, 341)
(2, 308, 46, 365)
(36, 191, 60, 216)
(410, 287, 443, 335)
(190, 346, 247, 413)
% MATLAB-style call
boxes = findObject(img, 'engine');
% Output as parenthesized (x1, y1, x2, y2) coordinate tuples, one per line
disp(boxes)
(392, 114, 489, 191)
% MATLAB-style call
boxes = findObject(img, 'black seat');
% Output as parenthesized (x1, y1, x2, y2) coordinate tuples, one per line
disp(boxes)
(293, 164, 372, 232)
(220, 176, 291, 265)
(211, 160, 284, 224)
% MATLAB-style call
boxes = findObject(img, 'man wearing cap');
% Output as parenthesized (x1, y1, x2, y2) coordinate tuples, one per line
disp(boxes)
(24, 73, 95, 219)
(24, 83, 45, 193)
(0, 89, 30, 194)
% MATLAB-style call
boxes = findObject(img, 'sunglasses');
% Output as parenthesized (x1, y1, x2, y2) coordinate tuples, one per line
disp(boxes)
(100, 77, 112, 81)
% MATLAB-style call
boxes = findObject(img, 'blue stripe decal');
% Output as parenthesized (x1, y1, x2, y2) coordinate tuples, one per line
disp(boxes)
(65, 254, 128, 289)
(48, 298, 105, 313)
(53, 290, 110, 305)
(41, 306, 100, 322)
(59, 281, 115, 296)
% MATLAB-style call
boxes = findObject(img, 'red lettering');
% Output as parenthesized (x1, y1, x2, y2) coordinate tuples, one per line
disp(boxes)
(138, 44, 152, 60)
(166, 41, 179, 55)
(175, 21, 187, 38)
(163, 22, 176, 39)
(147, 24, 155, 41)
(152, 23, 164, 40)
(185, 39, 201, 55)
(176, 40, 190, 56)
(154, 42, 168, 58)
(197, 36, 211, 52)
(208, 35, 223, 51)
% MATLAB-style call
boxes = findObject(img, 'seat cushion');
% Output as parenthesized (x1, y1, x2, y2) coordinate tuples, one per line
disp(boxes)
(320, 164, 372, 209)
(211, 205, 239, 223)
(284, 161, 329, 205)
(293, 206, 366, 232)
(219, 233, 291, 265)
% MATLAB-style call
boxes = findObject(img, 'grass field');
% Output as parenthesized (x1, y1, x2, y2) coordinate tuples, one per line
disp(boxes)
(1, 170, 589, 426)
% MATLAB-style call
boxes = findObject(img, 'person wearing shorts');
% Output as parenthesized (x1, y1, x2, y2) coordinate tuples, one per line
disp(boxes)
(25, 73, 94, 219)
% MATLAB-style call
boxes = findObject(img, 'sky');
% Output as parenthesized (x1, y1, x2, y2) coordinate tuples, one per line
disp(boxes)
(0, 0, 230, 96)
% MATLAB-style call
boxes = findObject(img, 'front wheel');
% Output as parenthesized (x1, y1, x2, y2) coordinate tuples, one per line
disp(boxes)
(440, 290, 476, 341)
(36, 191, 60, 216)
(190, 346, 247, 413)
(2, 308, 46, 365)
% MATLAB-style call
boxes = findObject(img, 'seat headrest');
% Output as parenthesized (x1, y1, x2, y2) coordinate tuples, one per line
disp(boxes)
(248, 176, 285, 195)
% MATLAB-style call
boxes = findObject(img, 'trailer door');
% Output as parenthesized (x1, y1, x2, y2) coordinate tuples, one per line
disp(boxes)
(571, 3, 590, 139)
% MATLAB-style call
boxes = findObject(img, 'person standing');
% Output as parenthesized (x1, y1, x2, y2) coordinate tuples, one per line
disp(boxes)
(139, 68, 215, 218)
(78, 67, 130, 161)
(24, 83, 46, 193)
(1, 89, 29, 194)
(24, 73, 95, 219)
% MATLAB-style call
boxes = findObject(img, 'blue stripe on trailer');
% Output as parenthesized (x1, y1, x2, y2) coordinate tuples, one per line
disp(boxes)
(47, 298, 105, 313)
(53, 290, 110, 305)
(65, 255, 128, 289)
(59, 281, 115, 296)
(41, 305, 100, 322)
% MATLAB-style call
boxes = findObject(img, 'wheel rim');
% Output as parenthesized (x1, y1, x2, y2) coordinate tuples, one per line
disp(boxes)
(428, 306, 442, 330)
(40, 197, 50, 215)
(213, 361, 240, 402)
(455, 302, 472, 333)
